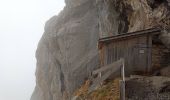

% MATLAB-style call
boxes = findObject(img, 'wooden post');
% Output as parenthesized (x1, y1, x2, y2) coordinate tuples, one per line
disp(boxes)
(147, 35, 152, 73)
(120, 59, 125, 100)
(120, 80, 125, 100)
(89, 59, 123, 92)
(89, 58, 126, 100)
(92, 59, 123, 75)
(122, 59, 125, 81)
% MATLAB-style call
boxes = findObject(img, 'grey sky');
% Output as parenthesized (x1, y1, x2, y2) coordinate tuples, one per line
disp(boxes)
(0, 0, 65, 100)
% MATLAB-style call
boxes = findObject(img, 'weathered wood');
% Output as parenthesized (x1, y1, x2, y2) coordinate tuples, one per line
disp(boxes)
(121, 59, 125, 81)
(98, 28, 162, 75)
(147, 35, 152, 72)
(99, 28, 161, 43)
(92, 59, 123, 75)
(89, 61, 122, 92)
(100, 34, 154, 75)
(120, 60, 126, 100)
(120, 80, 126, 100)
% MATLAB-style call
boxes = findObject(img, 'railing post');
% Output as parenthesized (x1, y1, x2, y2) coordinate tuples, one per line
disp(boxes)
(120, 80, 125, 100)
(120, 59, 125, 100)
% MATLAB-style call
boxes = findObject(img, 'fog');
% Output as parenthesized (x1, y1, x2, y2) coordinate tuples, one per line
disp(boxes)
(0, 0, 65, 100)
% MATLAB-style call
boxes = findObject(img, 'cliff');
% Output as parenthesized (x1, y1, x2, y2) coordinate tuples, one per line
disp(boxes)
(31, 0, 170, 100)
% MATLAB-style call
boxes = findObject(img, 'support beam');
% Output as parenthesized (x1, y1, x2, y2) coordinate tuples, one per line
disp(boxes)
(92, 58, 123, 75)
(89, 59, 123, 92)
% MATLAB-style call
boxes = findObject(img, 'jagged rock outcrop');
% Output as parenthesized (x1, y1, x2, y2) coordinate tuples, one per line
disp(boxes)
(31, 0, 170, 100)
(31, 1, 100, 100)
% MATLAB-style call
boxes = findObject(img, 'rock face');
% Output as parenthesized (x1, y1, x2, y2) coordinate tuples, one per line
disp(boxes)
(160, 66, 170, 77)
(126, 76, 170, 100)
(31, 1, 99, 100)
(31, 0, 170, 100)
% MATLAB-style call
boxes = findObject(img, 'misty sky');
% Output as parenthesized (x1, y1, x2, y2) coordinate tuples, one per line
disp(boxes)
(0, 0, 65, 100)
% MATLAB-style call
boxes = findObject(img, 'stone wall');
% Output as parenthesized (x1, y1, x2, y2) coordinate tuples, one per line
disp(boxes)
(152, 43, 170, 72)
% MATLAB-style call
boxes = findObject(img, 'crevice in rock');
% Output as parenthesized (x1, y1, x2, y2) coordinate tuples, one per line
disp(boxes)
(53, 55, 66, 97)
(118, 4, 132, 33)
(147, 0, 165, 9)
(60, 69, 66, 95)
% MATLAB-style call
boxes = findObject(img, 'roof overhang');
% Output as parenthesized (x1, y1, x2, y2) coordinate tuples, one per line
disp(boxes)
(99, 28, 161, 43)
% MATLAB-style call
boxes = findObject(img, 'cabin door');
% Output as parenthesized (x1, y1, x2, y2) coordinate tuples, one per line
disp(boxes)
(134, 44, 150, 73)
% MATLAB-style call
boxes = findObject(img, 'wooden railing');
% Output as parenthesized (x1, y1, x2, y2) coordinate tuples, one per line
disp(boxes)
(89, 58, 125, 100)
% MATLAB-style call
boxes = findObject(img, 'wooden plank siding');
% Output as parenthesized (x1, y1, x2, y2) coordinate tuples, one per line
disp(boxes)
(98, 28, 161, 76)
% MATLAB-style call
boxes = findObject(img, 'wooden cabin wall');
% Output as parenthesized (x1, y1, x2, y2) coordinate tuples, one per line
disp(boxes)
(152, 43, 170, 72)
(99, 35, 151, 76)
